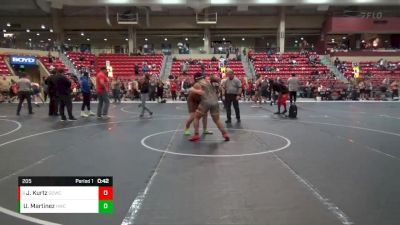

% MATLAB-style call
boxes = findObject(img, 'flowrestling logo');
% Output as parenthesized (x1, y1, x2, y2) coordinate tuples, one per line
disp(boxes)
(10, 55, 36, 65)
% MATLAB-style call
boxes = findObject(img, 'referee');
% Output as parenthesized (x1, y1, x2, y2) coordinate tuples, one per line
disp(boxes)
(222, 69, 242, 123)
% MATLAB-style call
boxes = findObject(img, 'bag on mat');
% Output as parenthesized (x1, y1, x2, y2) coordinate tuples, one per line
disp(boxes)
(288, 104, 297, 118)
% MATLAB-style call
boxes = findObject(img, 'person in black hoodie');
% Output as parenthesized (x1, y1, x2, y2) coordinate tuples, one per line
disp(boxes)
(54, 69, 77, 121)
(138, 73, 153, 117)
(274, 77, 289, 115)
(46, 70, 59, 116)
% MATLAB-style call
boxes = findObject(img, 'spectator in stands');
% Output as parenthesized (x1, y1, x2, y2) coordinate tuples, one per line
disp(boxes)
(365, 79, 373, 100)
(391, 80, 399, 100)
(222, 69, 242, 123)
(149, 77, 157, 101)
(54, 70, 76, 121)
(80, 72, 95, 117)
(96, 67, 111, 119)
(288, 73, 299, 104)
(358, 80, 366, 100)
(111, 77, 121, 103)
(253, 75, 263, 106)
(382, 77, 390, 94)
(46, 70, 58, 116)
(247, 79, 254, 102)
(142, 61, 149, 73)
(134, 63, 139, 75)
(200, 61, 205, 75)
(0, 75, 10, 102)
(138, 73, 153, 117)
(240, 77, 247, 100)
(319, 84, 328, 101)
(181, 61, 189, 75)
(334, 57, 340, 67)
(16, 73, 33, 116)
(156, 80, 164, 102)
(8, 80, 18, 103)
(274, 78, 288, 114)
(170, 79, 177, 101)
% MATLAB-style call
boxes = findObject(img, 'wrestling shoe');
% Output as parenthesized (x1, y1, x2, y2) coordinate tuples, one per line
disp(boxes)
(203, 130, 213, 135)
(189, 134, 201, 142)
(184, 129, 191, 135)
(223, 133, 230, 141)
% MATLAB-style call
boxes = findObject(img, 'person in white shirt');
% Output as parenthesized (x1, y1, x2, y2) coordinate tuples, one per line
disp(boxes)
(287, 73, 299, 104)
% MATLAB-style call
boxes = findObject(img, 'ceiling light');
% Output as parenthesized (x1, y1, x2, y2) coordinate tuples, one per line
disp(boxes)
(2, 29, 6, 32)
(222, 37, 226, 41)
(295, 40, 298, 43)
(68, 38, 71, 41)
(48, 38, 51, 41)
(40, 40, 44, 43)
(342, 36, 347, 39)
(304, 0, 329, 3)
(331, 39, 335, 43)
(6, 23, 10, 27)
(256, 0, 280, 3)
(300, 37, 304, 40)
(26, 29, 30, 32)
(145, 38, 148, 41)
(86, 38, 90, 41)
(125, 38, 128, 41)
(160, 0, 184, 4)
(361, 40, 365, 43)
(164, 38, 168, 41)
(185, 37, 188, 41)
(41, 24, 46, 29)
(49, 29, 53, 33)
(81, 32, 84, 36)
(36, 33, 40, 36)
(384, 40, 388, 43)
(28, 38, 32, 41)
(202, 38, 205, 41)
(242, 37, 245, 41)
(211, 0, 230, 4)
(104, 38, 108, 41)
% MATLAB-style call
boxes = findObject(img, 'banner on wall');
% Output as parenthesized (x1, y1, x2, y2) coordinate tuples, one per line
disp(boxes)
(10, 55, 36, 65)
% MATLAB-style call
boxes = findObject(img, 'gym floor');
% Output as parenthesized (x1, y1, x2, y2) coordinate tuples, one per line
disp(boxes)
(0, 101, 399, 225)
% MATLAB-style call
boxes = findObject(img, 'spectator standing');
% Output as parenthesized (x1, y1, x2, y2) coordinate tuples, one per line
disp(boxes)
(96, 67, 111, 119)
(138, 74, 153, 117)
(16, 73, 33, 115)
(0, 75, 10, 102)
(274, 78, 289, 114)
(391, 80, 399, 100)
(80, 72, 95, 117)
(222, 69, 242, 123)
(134, 63, 139, 75)
(156, 80, 164, 102)
(46, 70, 58, 116)
(111, 77, 121, 103)
(54, 70, 76, 121)
(149, 78, 157, 101)
(170, 80, 177, 101)
(287, 73, 300, 104)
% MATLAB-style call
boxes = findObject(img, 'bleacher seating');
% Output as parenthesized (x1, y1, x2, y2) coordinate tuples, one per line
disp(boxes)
(250, 52, 344, 88)
(39, 56, 68, 73)
(0, 55, 11, 75)
(66, 51, 96, 74)
(96, 53, 164, 77)
(342, 61, 400, 87)
(170, 59, 246, 79)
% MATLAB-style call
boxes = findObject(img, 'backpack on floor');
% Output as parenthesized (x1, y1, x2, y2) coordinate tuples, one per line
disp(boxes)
(288, 104, 297, 118)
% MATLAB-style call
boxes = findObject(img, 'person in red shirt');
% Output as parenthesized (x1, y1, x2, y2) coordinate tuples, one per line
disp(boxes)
(96, 67, 111, 119)
(170, 80, 177, 101)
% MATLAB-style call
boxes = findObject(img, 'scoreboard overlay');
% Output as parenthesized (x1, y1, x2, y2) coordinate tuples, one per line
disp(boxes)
(18, 177, 113, 213)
